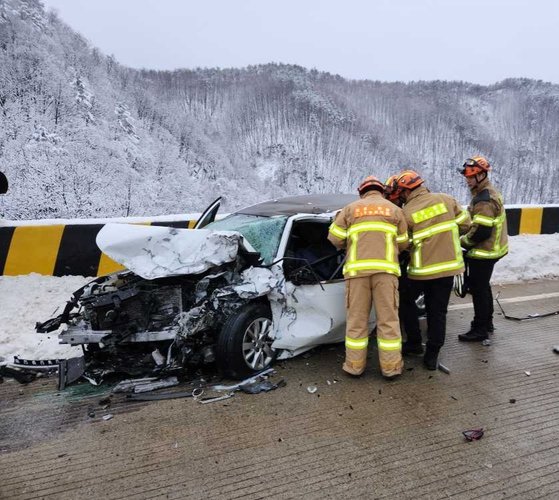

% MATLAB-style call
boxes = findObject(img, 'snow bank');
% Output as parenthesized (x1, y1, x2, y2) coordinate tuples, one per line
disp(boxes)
(492, 234, 559, 284)
(0, 274, 88, 363)
(0, 234, 557, 363)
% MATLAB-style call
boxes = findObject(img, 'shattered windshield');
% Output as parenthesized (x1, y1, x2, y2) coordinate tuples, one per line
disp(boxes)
(206, 214, 288, 264)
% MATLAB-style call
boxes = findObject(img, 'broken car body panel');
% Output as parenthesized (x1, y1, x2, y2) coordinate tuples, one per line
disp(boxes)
(96, 224, 253, 280)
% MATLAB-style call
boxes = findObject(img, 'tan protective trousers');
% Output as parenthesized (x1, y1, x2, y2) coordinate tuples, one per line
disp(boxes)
(343, 273, 403, 377)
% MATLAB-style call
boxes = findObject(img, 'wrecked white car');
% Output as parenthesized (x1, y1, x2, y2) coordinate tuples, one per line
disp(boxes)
(37, 194, 376, 383)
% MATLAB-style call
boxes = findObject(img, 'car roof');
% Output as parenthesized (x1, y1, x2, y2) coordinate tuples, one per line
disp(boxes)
(236, 194, 359, 217)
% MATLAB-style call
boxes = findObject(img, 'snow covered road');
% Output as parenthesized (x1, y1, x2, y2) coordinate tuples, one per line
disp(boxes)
(1, 234, 558, 364)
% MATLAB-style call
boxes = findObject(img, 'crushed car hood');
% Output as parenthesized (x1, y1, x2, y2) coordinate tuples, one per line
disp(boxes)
(97, 224, 258, 280)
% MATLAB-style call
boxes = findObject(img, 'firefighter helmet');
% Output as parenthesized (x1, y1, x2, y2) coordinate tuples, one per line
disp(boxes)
(395, 170, 424, 191)
(384, 175, 400, 203)
(459, 156, 490, 177)
(357, 175, 384, 195)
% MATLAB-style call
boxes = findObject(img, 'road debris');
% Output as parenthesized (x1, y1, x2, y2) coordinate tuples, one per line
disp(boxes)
(211, 368, 275, 391)
(197, 392, 234, 404)
(524, 371, 531, 376)
(102, 414, 113, 421)
(482, 339, 492, 346)
(509, 398, 516, 404)
(553, 346, 559, 354)
(438, 363, 450, 374)
(307, 385, 318, 394)
(112, 377, 179, 394)
(462, 428, 484, 441)
(496, 292, 559, 321)
(239, 378, 286, 394)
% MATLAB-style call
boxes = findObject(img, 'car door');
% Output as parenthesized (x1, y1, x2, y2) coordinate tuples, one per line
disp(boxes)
(271, 214, 348, 354)
(194, 197, 221, 229)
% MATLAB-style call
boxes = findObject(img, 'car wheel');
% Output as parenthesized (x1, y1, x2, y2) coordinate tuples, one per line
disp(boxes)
(216, 302, 277, 379)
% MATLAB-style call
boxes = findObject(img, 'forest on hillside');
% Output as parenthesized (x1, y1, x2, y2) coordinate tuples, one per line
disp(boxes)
(1, 0, 558, 220)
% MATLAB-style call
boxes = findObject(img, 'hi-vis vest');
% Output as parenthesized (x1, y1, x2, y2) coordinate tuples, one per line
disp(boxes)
(327, 191, 409, 279)
(403, 187, 471, 280)
(462, 180, 509, 260)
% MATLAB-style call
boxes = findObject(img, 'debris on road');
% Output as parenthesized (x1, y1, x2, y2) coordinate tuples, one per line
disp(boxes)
(509, 398, 516, 404)
(112, 377, 179, 394)
(553, 346, 559, 354)
(307, 385, 318, 394)
(197, 392, 234, 404)
(482, 339, 492, 346)
(438, 363, 450, 374)
(462, 428, 484, 441)
(239, 378, 285, 394)
(210, 368, 275, 392)
(496, 292, 559, 322)
(524, 371, 531, 376)
(102, 414, 113, 421)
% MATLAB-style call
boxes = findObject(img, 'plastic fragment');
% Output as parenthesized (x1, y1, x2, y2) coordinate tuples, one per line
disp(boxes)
(437, 363, 450, 374)
(239, 379, 286, 394)
(524, 371, 531, 376)
(553, 346, 559, 354)
(102, 414, 113, 421)
(509, 398, 516, 404)
(481, 339, 492, 346)
(307, 385, 318, 394)
(462, 428, 484, 441)
(198, 393, 234, 404)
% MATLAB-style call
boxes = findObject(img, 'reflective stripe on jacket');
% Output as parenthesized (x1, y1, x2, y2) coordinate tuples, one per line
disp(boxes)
(461, 179, 509, 260)
(327, 191, 408, 279)
(403, 186, 471, 280)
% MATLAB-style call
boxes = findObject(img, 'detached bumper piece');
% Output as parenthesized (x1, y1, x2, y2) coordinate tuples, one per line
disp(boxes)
(58, 356, 86, 390)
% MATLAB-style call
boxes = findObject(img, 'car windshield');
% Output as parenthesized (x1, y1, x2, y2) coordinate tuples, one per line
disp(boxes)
(205, 214, 288, 264)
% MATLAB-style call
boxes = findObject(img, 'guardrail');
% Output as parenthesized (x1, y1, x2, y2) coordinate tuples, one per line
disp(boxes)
(0, 205, 557, 277)
(0, 217, 197, 277)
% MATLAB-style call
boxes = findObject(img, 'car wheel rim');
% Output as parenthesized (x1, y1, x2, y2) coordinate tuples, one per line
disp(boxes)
(242, 317, 275, 370)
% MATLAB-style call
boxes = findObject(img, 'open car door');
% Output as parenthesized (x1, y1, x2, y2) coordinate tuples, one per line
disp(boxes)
(194, 197, 221, 229)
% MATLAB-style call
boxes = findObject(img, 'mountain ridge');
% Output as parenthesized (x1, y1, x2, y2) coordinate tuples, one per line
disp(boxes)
(1, 0, 558, 220)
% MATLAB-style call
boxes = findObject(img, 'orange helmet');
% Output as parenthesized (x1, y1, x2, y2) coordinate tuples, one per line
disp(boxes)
(357, 175, 384, 195)
(459, 156, 490, 177)
(384, 175, 400, 203)
(395, 170, 424, 191)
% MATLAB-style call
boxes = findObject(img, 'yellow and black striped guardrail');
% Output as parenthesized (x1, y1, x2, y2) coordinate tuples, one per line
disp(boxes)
(0, 206, 557, 277)
(0, 219, 196, 277)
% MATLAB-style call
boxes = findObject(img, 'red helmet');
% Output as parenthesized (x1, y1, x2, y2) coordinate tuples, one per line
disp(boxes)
(384, 175, 400, 203)
(357, 175, 384, 195)
(459, 156, 490, 177)
(395, 170, 424, 191)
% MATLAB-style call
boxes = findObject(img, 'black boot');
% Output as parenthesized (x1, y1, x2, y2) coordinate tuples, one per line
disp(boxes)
(458, 327, 488, 342)
(423, 347, 439, 371)
(402, 341, 424, 356)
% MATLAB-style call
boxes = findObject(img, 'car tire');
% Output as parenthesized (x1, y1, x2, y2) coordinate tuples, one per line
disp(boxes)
(216, 302, 277, 379)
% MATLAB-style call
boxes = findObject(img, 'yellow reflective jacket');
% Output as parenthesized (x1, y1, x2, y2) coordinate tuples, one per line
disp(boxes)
(461, 178, 508, 260)
(328, 191, 408, 279)
(402, 186, 471, 280)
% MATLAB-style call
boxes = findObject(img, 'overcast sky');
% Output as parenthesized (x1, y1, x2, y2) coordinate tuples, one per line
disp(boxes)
(42, 0, 559, 85)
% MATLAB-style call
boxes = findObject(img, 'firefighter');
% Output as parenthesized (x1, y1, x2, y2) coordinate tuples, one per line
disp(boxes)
(393, 170, 471, 369)
(457, 156, 508, 342)
(384, 175, 422, 337)
(328, 176, 409, 380)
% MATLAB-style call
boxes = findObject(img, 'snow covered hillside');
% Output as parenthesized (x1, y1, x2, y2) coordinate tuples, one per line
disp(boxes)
(1, 0, 559, 221)
(0, 234, 558, 364)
